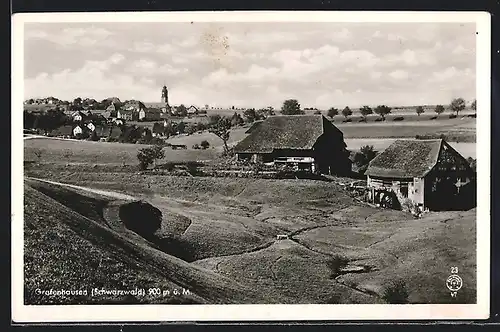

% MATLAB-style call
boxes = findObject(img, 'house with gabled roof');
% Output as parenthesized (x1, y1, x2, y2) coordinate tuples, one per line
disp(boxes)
(139, 108, 162, 121)
(365, 139, 475, 211)
(187, 105, 199, 115)
(117, 109, 138, 121)
(71, 111, 86, 122)
(234, 115, 351, 175)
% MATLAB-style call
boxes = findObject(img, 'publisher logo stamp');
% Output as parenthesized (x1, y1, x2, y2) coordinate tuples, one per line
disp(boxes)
(446, 274, 463, 292)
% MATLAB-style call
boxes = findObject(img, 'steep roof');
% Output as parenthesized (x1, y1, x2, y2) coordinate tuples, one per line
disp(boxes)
(118, 109, 134, 115)
(244, 120, 263, 134)
(365, 139, 444, 178)
(123, 100, 146, 110)
(234, 115, 328, 154)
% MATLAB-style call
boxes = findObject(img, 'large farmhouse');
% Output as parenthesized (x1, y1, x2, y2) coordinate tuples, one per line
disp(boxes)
(234, 115, 352, 175)
(365, 139, 476, 211)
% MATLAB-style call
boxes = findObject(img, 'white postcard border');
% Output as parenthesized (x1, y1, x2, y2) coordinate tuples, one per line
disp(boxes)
(12, 10, 491, 322)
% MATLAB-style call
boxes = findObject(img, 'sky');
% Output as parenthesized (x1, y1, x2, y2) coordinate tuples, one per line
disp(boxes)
(23, 22, 476, 109)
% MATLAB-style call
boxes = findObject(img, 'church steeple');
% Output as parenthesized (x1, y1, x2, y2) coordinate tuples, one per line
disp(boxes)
(161, 85, 169, 105)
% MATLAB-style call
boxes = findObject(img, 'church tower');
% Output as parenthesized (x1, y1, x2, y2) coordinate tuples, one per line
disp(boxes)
(161, 85, 169, 105)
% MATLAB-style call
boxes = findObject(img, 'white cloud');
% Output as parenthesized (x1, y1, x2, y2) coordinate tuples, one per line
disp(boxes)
(384, 48, 436, 67)
(331, 28, 352, 40)
(387, 33, 407, 42)
(452, 44, 473, 55)
(108, 53, 125, 64)
(431, 66, 473, 82)
(23, 22, 477, 107)
(389, 70, 409, 80)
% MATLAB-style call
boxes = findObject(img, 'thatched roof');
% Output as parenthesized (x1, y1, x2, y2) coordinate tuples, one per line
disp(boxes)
(234, 115, 335, 154)
(365, 139, 444, 178)
(245, 120, 263, 134)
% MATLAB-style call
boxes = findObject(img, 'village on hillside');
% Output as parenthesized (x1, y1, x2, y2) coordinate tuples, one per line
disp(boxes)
(24, 85, 477, 217)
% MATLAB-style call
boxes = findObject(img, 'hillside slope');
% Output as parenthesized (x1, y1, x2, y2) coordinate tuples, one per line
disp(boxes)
(24, 180, 269, 304)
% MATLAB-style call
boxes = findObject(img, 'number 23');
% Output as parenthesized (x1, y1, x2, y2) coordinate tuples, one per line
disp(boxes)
(451, 267, 458, 274)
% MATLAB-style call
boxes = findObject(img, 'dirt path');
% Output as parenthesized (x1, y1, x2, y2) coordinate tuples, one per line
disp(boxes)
(26, 177, 137, 201)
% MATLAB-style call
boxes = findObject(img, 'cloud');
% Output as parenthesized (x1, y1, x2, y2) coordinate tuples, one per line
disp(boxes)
(389, 70, 409, 80)
(26, 26, 114, 47)
(23, 22, 477, 108)
(384, 48, 436, 67)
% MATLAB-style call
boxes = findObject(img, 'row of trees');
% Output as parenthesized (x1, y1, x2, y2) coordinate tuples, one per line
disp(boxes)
(279, 97, 476, 121)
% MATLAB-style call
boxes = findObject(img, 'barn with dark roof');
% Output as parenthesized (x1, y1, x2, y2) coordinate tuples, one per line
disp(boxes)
(233, 115, 351, 175)
(365, 139, 475, 211)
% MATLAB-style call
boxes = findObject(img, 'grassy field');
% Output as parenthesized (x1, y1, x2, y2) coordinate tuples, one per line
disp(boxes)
(22, 113, 477, 305)
(24, 138, 218, 164)
(23, 174, 476, 304)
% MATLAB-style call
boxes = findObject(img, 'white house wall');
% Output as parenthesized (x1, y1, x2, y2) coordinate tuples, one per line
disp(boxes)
(409, 177, 425, 206)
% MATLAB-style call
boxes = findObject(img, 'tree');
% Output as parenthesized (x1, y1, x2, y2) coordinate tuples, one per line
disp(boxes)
(415, 106, 425, 116)
(230, 112, 244, 127)
(374, 105, 392, 121)
(359, 105, 373, 121)
(208, 114, 222, 126)
(243, 108, 258, 123)
(209, 117, 232, 153)
(200, 140, 210, 149)
(89, 130, 99, 141)
(73, 97, 82, 105)
(313, 110, 322, 115)
(177, 104, 187, 117)
(471, 99, 477, 113)
(281, 99, 304, 115)
(450, 97, 466, 116)
(176, 121, 186, 134)
(353, 145, 378, 173)
(136, 144, 165, 170)
(435, 104, 445, 117)
(24, 111, 36, 129)
(327, 107, 339, 119)
(341, 106, 353, 120)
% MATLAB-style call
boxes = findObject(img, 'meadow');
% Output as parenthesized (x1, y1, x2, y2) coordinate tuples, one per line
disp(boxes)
(24, 174, 476, 304)
(22, 112, 477, 304)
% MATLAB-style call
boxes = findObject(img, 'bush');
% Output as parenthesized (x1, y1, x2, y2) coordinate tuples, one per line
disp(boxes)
(430, 116, 438, 120)
(326, 255, 349, 278)
(136, 144, 165, 170)
(200, 140, 210, 149)
(449, 114, 457, 119)
(393, 116, 404, 121)
(354, 145, 377, 167)
(119, 201, 162, 237)
(382, 279, 409, 304)
(374, 118, 383, 122)
(342, 118, 352, 123)
(192, 144, 200, 149)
